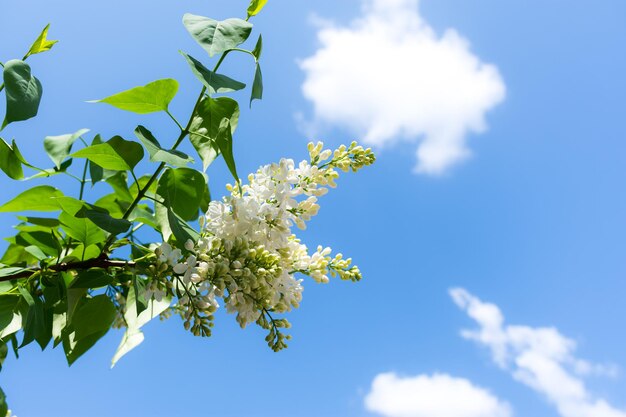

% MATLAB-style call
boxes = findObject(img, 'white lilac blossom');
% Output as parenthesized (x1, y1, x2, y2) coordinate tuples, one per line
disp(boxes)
(148, 142, 374, 350)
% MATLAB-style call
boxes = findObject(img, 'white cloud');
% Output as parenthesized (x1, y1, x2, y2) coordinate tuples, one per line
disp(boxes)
(299, 0, 505, 175)
(365, 372, 511, 417)
(451, 288, 626, 417)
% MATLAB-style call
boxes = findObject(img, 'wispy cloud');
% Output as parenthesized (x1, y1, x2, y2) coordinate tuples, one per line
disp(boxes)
(299, 0, 505, 175)
(451, 288, 625, 417)
(365, 372, 511, 417)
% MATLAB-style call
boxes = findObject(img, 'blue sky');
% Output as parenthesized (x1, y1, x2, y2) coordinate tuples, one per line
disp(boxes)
(2, 0, 626, 416)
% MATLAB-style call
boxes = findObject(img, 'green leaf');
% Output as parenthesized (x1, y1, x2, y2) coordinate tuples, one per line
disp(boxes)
(11, 139, 30, 166)
(10, 231, 60, 258)
(189, 96, 240, 170)
(131, 174, 158, 200)
(0, 341, 8, 371)
(68, 244, 100, 261)
(105, 171, 134, 203)
(0, 310, 22, 340)
(24, 23, 58, 59)
(0, 295, 20, 332)
(154, 201, 171, 242)
(182, 14, 253, 57)
(111, 329, 144, 368)
(65, 284, 86, 323)
(63, 328, 108, 365)
(91, 79, 179, 114)
(77, 206, 131, 235)
(2, 60, 43, 130)
(252, 34, 263, 60)
(52, 312, 66, 347)
(71, 295, 116, 340)
(0, 267, 30, 279)
(0, 185, 63, 212)
(18, 287, 50, 350)
(132, 276, 148, 315)
(111, 286, 170, 367)
(180, 52, 246, 94)
(24, 245, 47, 260)
(43, 128, 90, 169)
(88, 135, 116, 186)
(200, 173, 211, 212)
(157, 167, 206, 221)
(0, 138, 24, 179)
(23, 158, 72, 181)
(72, 136, 144, 171)
(70, 269, 114, 289)
(17, 216, 60, 227)
(250, 62, 263, 106)
(134, 125, 193, 167)
(215, 119, 239, 184)
(247, 0, 269, 18)
(0, 386, 7, 417)
(59, 212, 105, 247)
(167, 208, 200, 244)
(94, 194, 125, 218)
(52, 196, 85, 216)
(0, 282, 12, 294)
(129, 205, 157, 229)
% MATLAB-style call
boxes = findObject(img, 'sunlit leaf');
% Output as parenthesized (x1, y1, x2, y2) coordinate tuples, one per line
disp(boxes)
(0, 138, 24, 179)
(90, 79, 179, 114)
(43, 128, 89, 169)
(24, 24, 58, 59)
(0, 185, 63, 212)
(182, 14, 252, 57)
(111, 286, 170, 367)
(247, 0, 269, 18)
(59, 212, 105, 247)
(72, 136, 144, 171)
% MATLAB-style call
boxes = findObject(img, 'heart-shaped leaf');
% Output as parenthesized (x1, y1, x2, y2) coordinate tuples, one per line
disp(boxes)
(183, 14, 252, 57)
(2, 60, 43, 129)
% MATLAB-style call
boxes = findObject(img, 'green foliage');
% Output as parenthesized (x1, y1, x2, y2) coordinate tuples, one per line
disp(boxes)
(24, 24, 58, 59)
(91, 79, 179, 114)
(181, 52, 246, 94)
(247, 0, 269, 19)
(157, 167, 207, 220)
(134, 125, 193, 167)
(72, 136, 144, 171)
(0, 2, 341, 413)
(0, 386, 7, 416)
(0, 185, 63, 212)
(250, 62, 264, 106)
(189, 96, 240, 170)
(2, 60, 43, 130)
(111, 286, 170, 367)
(183, 14, 253, 57)
(215, 119, 240, 184)
(0, 139, 24, 180)
(43, 129, 90, 169)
